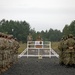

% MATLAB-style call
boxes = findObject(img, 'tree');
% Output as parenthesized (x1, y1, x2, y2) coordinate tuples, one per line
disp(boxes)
(63, 24, 69, 35)
(62, 20, 75, 36)
(0, 19, 30, 43)
(69, 20, 75, 36)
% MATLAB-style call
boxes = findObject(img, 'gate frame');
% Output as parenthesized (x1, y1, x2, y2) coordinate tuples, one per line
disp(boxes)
(18, 41, 59, 58)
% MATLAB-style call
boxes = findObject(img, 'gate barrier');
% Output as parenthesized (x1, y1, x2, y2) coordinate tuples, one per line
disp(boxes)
(18, 41, 59, 58)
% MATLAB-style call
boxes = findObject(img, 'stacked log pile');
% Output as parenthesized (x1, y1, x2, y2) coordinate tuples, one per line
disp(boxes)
(0, 32, 19, 74)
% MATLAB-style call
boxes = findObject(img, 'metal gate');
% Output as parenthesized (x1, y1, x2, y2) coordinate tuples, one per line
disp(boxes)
(18, 41, 59, 58)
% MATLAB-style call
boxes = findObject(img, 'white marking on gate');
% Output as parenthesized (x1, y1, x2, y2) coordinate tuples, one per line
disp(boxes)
(18, 41, 59, 58)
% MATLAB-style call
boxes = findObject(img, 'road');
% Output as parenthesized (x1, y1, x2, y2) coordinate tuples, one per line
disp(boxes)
(1, 57, 75, 75)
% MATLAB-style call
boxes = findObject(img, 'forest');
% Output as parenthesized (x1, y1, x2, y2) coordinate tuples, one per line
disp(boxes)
(0, 19, 75, 43)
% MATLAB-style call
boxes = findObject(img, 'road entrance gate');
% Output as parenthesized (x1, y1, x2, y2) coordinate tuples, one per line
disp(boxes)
(18, 41, 59, 58)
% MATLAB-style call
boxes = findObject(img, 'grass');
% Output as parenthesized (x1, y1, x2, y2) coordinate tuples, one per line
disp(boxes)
(51, 42, 60, 54)
(51, 42, 59, 50)
(18, 43, 27, 54)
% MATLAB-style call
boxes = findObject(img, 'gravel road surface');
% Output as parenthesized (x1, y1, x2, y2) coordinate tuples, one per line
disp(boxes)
(1, 57, 75, 75)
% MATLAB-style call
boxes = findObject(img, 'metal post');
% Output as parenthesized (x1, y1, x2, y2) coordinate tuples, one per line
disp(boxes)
(27, 41, 29, 58)
(38, 48, 40, 57)
(49, 42, 51, 58)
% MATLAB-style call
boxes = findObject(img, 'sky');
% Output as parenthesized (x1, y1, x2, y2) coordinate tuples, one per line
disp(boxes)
(0, 0, 75, 32)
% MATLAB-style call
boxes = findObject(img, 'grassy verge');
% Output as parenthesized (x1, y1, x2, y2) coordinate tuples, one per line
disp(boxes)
(18, 43, 27, 54)
(51, 42, 60, 54)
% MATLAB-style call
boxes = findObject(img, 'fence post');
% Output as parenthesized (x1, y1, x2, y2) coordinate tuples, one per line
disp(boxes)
(27, 41, 29, 58)
(49, 42, 51, 58)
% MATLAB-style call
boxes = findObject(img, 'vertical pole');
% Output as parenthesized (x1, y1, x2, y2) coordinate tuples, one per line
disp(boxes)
(34, 41, 36, 48)
(49, 42, 51, 58)
(42, 41, 43, 48)
(27, 41, 28, 58)
(38, 48, 40, 57)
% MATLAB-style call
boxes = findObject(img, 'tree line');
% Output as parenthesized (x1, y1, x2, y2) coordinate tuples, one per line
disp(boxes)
(0, 19, 75, 43)
(0, 19, 30, 42)
(63, 20, 75, 36)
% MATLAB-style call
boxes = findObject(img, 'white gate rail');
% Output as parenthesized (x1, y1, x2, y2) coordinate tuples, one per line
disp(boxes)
(18, 41, 59, 58)
(18, 48, 27, 58)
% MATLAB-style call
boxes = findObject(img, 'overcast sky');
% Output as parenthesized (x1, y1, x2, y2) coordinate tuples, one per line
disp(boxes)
(0, 0, 75, 32)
